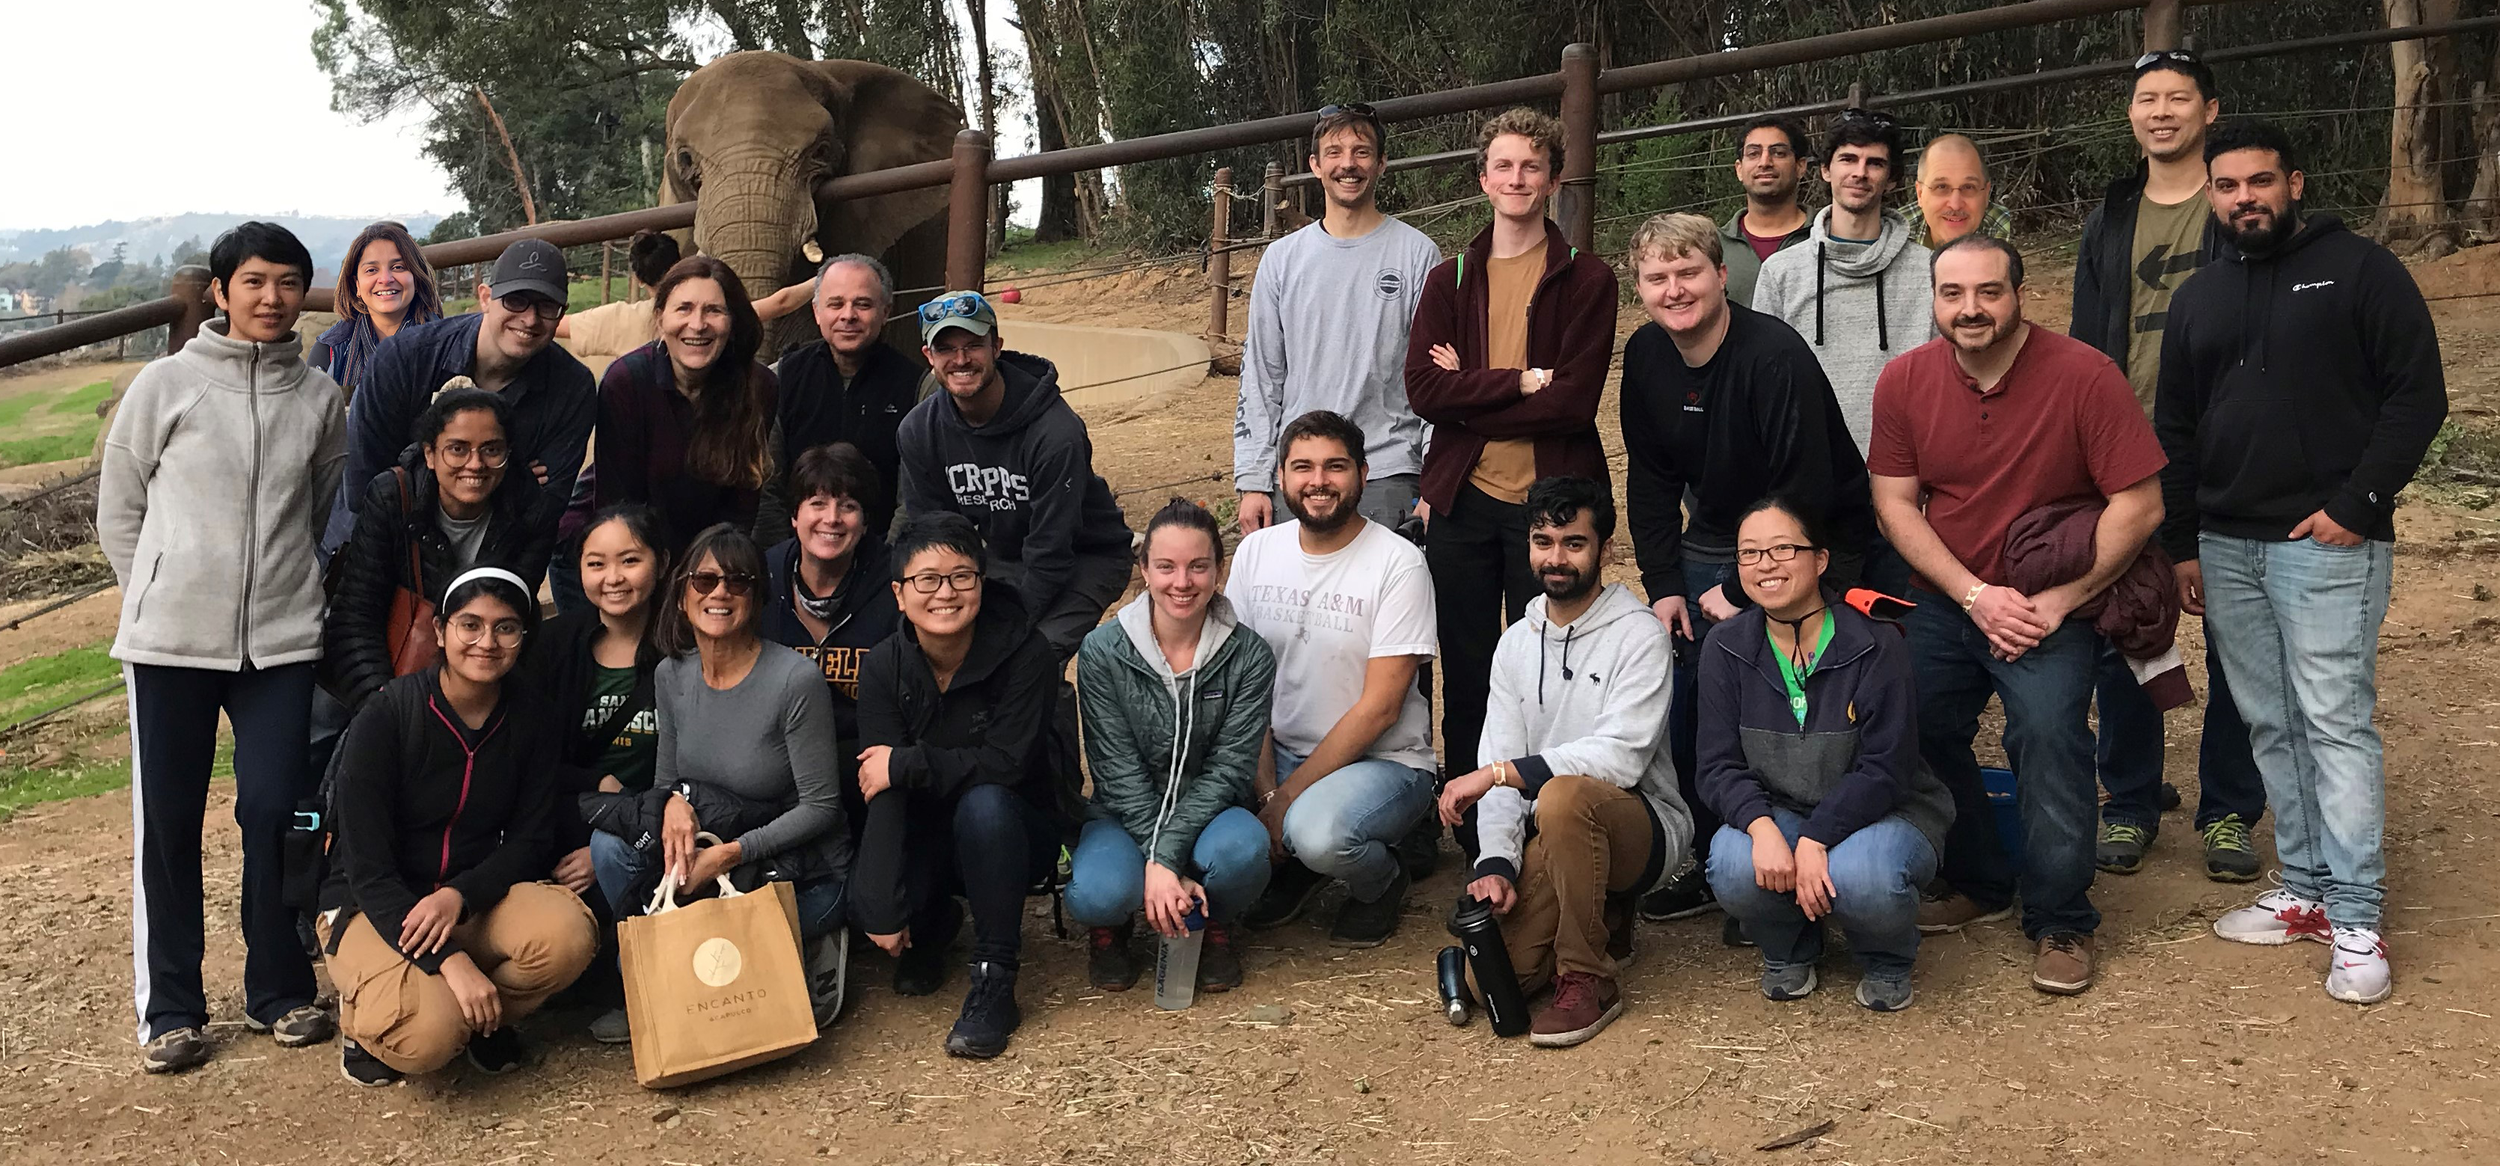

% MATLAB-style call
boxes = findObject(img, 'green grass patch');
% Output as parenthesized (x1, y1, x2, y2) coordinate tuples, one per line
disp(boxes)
(993, 234, 1114, 276)
(0, 391, 42, 431)
(0, 639, 120, 725)
(0, 430, 93, 468)
(0, 756, 133, 821)
(47, 380, 112, 416)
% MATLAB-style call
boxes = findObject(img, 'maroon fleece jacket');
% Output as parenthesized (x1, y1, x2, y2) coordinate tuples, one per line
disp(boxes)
(1403, 219, 1618, 514)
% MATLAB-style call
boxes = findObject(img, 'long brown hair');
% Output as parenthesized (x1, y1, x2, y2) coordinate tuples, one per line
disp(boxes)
(650, 255, 772, 490)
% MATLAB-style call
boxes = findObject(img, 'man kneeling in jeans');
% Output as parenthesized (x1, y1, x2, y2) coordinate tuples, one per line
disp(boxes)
(1434, 477, 1690, 1046)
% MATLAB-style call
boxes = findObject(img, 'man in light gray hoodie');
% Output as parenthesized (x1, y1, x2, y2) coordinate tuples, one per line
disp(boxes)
(1753, 110, 1934, 457)
(96, 222, 346, 1074)
(1435, 476, 1690, 1048)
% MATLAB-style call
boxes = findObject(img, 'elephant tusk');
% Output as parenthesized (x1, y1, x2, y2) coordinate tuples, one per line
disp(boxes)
(802, 239, 825, 264)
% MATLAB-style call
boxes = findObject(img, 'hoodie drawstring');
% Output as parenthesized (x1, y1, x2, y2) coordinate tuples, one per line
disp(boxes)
(1813, 242, 1826, 346)
(1143, 668, 1194, 862)
(1874, 266, 1890, 351)
(1534, 621, 1578, 707)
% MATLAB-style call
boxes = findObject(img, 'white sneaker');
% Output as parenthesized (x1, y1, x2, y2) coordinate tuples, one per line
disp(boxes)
(2325, 927, 2392, 1004)
(2213, 888, 2330, 946)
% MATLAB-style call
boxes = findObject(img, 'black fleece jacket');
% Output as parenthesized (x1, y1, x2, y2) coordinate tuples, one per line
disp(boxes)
(1620, 304, 1877, 598)
(2154, 215, 2448, 560)
(321, 463, 560, 710)
(514, 607, 664, 852)
(2070, 161, 2228, 366)
(760, 339, 921, 538)
(319, 668, 561, 973)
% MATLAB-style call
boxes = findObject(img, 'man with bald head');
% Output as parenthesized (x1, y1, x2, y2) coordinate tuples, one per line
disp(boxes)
(1911, 135, 2012, 248)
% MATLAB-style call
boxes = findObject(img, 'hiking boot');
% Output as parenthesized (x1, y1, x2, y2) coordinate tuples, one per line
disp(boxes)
(139, 1026, 211, 1075)
(465, 1026, 527, 1075)
(2031, 932, 2097, 995)
(895, 899, 961, 997)
(1636, 864, 1718, 921)
(1242, 859, 1324, 930)
(589, 1008, 632, 1045)
(1397, 817, 1443, 881)
(1723, 915, 1753, 947)
(1528, 972, 1624, 1048)
(246, 1004, 336, 1048)
(1087, 924, 1139, 991)
(340, 1039, 402, 1088)
(1329, 866, 1409, 948)
(1604, 892, 1636, 968)
(2325, 926, 2393, 1004)
(1759, 962, 1818, 1001)
(1197, 922, 1243, 993)
(2095, 821, 2155, 875)
(807, 929, 850, 1028)
(2200, 814, 2262, 883)
(1856, 974, 1915, 1013)
(944, 961, 1021, 1059)
(1916, 890, 2013, 934)
(2214, 888, 2330, 946)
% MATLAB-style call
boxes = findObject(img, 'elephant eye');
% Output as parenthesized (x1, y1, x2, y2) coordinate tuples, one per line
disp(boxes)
(676, 147, 699, 184)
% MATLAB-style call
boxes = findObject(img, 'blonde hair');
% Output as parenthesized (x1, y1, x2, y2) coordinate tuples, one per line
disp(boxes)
(1627, 213, 1723, 269)
(1477, 108, 1566, 174)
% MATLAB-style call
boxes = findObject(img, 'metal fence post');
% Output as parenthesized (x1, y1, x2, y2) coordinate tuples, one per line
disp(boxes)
(2143, 0, 2183, 52)
(1262, 161, 1283, 240)
(1558, 43, 1600, 252)
(167, 265, 213, 356)
(947, 129, 994, 293)
(1207, 166, 1235, 341)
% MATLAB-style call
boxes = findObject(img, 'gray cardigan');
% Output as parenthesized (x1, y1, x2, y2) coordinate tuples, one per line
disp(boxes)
(654, 642, 849, 871)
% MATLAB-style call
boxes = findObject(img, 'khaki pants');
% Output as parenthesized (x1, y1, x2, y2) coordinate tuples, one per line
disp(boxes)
(319, 882, 599, 1074)
(1501, 774, 1654, 987)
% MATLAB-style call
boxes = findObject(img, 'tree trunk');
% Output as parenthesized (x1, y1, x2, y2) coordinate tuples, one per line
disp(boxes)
(473, 86, 538, 226)
(1015, 0, 1089, 241)
(2380, 0, 2460, 243)
(968, 0, 1007, 256)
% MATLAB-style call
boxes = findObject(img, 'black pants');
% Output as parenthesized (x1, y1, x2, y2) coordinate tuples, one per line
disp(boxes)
(855, 784, 1058, 968)
(1426, 484, 1538, 783)
(127, 661, 320, 1042)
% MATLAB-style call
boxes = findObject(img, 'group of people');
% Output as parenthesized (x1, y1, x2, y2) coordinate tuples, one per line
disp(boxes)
(101, 48, 2441, 1086)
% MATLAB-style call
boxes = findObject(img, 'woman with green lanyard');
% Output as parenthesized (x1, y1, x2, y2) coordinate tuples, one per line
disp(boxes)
(1696, 497, 1954, 1012)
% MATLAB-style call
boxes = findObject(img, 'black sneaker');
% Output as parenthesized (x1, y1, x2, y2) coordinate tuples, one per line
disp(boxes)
(1241, 859, 1324, 930)
(245, 1004, 336, 1048)
(1637, 865, 1718, 921)
(1328, 865, 1409, 948)
(944, 961, 1020, 1059)
(465, 1026, 527, 1075)
(139, 1026, 211, 1075)
(340, 1039, 402, 1087)
(1396, 817, 1442, 881)
(895, 900, 962, 997)
(1087, 924, 1139, 991)
(2159, 781, 2183, 812)
(807, 929, 851, 1029)
(1723, 915, 1753, 948)
(1197, 921, 1243, 992)
(2096, 821, 2155, 875)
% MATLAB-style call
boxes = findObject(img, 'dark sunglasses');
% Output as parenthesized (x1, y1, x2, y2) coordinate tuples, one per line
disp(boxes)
(2135, 48, 2203, 70)
(685, 570, 758, 597)
(1317, 101, 1383, 135)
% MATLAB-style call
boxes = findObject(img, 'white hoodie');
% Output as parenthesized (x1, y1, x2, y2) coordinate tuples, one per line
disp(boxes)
(1472, 583, 1692, 893)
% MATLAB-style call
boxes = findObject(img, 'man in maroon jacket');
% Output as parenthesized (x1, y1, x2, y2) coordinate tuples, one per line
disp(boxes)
(1406, 107, 1620, 854)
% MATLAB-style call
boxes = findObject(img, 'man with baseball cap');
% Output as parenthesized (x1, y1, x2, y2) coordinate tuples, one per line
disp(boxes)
(322, 237, 595, 559)
(894, 290, 1133, 656)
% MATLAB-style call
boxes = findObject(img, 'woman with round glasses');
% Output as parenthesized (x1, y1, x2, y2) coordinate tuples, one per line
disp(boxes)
(323, 387, 561, 714)
(593, 256, 778, 557)
(319, 567, 599, 1086)
(1696, 497, 1953, 1012)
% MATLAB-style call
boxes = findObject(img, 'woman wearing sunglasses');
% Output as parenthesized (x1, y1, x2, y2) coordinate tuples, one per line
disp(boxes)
(319, 568, 598, 1086)
(1696, 497, 1953, 1012)
(593, 256, 778, 557)
(614, 524, 852, 1031)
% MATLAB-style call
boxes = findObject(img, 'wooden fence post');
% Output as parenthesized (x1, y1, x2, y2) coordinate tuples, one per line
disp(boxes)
(600, 242, 614, 304)
(1558, 43, 1600, 252)
(166, 266, 213, 356)
(1263, 162, 1283, 240)
(2143, 0, 2183, 52)
(947, 129, 994, 293)
(1208, 166, 1235, 341)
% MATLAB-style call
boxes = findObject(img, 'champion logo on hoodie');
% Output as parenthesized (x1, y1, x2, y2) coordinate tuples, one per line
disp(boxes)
(2292, 280, 2336, 293)
(946, 462, 1031, 510)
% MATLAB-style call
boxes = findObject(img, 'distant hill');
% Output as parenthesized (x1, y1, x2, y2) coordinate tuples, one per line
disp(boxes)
(0, 213, 445, 286)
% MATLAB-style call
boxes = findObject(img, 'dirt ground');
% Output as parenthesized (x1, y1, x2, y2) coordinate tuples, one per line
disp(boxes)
(5, 245, 2500, 1165)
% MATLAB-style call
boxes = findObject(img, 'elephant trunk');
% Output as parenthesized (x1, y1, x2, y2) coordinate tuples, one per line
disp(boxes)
(691, 165, 818, 351)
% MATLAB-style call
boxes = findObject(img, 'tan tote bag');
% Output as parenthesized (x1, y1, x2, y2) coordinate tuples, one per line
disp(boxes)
(618, 846, 817, 1089)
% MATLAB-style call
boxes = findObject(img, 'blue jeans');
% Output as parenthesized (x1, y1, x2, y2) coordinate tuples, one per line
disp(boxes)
(1907, 593, 2104, 939)
(1064, 809, 1273, 926)
(588, 829, 846, 939)
(2198, 535, 2392, 929)
(1274, 747, 1433, 902)
(2097, 633, 2268, 830)
(1706, 810, 1937, 980)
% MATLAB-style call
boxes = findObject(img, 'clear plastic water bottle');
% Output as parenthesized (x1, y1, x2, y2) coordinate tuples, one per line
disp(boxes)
(1153, 906, 1206, 1011)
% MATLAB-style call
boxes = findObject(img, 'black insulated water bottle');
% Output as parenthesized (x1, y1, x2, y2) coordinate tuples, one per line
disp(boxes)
(1436, 946, 1472, 1026)
(1446, 895, 1529, 1037)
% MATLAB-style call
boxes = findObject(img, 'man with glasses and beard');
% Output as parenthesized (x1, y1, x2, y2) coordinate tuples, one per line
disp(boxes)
(1235, 101, 1442, 535)
(2158, 120, 2446, 1006)
(1866, 234, 2167, 997)
(1230, 411, 1440, 947)
(1432, 476, 1688, 1048)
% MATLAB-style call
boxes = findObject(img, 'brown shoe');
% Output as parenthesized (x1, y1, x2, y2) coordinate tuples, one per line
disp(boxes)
(2032, 932, 2096, 995)
(1528, 972, 1624, 1048)
(1916, 891, 2014, 934)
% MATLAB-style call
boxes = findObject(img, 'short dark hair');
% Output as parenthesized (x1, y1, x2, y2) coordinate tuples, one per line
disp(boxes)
(413, 386, 511, 448)
(1312, 104, 1385, 156)
(1821, 114, 1905, 174)
(1525, 476, 1615, 542)
(1930, 233, 2026, 288)
(1738, 115, 1813, 163)
(628, 230, 681, 288)
(2204, 118, 2300, 174)
(209, 221, 314, 288)
(657, 523, 767, 657)
(1140, 497, 1227, 568)
(1277, 409, 1368, 469)
(2136, 52, 2221, 103)
(438, 572, 541, 640)
(890, 512, 987, 581)
(786, 442, 882, 510)
(1738, 493, 1830, 552)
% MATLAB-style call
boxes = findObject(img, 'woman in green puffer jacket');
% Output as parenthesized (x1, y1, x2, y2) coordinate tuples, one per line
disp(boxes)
(1069, 498, 1277, 994)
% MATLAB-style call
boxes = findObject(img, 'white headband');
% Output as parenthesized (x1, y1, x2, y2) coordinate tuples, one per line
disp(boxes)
(443, 566, 531, 606)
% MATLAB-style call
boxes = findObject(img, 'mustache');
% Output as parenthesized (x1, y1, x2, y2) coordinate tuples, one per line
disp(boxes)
(1951, 315, 1995, 329)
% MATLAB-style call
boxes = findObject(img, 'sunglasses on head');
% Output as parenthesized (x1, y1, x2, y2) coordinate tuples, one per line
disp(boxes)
(2135, 48, 2203, 70)
(918, 292, 989, 324)
(1837, 107, 1897, 129)
(685, 569, 758, 597)
(1317, 101, 1384, 136)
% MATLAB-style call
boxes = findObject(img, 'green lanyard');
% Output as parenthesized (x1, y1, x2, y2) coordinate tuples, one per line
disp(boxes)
(1768, 615, 1835, 727)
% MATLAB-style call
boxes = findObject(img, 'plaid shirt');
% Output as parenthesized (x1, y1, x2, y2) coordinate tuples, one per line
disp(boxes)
(1910, 201, 2015, 248)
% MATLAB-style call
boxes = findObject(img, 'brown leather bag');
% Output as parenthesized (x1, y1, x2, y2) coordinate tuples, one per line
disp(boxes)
(383, 467, 440, 676)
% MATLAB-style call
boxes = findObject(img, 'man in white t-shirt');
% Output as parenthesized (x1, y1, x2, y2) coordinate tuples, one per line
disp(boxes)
(1228, 410, 1439, 947)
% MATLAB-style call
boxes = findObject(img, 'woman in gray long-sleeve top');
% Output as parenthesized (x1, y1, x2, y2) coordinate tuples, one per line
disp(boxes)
(598, 523, 853, 1033)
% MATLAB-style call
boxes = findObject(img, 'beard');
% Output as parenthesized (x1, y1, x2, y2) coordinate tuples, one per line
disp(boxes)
(1285, 479, 1363, 533)
(1944, 311, 2022, 355)
(1539, 564, 1597, 604)
(2221, 198, 2302, 255)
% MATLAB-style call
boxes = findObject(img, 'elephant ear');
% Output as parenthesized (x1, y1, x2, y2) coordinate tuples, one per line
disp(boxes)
(810, 59, 968, 261)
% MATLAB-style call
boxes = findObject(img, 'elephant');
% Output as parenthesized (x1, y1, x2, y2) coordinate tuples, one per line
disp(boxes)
(663, 52, 966, 356)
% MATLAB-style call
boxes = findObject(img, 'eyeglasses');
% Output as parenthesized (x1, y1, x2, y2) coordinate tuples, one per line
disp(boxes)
(903, 569, 982, 594)
(1837, 107, 1896, 129)
(1735, 543, 1819, 566)
(495, 294, 565, 322)
(448, 614, 525, 646)
(917, 292, 989, 325)
(2135, 48, 2203, 70)
(434, 439, 510, 468)
(685, 570, 758, 597)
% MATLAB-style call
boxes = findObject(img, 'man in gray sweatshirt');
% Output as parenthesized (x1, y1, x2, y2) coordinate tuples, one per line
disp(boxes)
(1234, 102, 1442, 533)
(1433, 477, 1691, 1048)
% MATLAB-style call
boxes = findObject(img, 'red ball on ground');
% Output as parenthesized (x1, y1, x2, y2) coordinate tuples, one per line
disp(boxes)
(996, 287, 1022, 304)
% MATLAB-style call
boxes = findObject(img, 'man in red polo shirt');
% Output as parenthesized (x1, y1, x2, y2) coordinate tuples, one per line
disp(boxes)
(1866, 234, 2165, 997)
